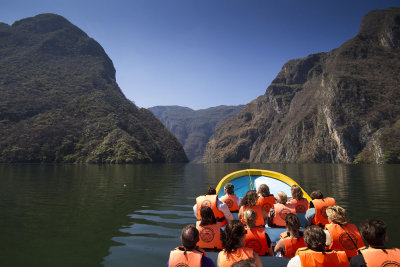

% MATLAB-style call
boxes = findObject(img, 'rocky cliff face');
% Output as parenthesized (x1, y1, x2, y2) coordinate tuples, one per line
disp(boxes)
(0, 14, 188, 163)
(149, 105, 243, 162)
(203, 7, 400, 164)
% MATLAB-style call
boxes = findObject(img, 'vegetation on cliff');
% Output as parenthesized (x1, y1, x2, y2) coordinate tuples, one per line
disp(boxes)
(0, 14, 188, 163)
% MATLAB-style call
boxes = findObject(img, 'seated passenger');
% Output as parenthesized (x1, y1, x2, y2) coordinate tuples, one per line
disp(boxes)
(350, 219, 400, 267)
(194, 186, 233, 227)
(287, 225, 349, 267)
(239, 190, 267, 227)
(288, 185, 309, 214)
(217, 220, 262, 267)
(256, 184, 276, 214)
(305, 190, 336, 227)
(196, 206, 223, 250)
(221, 183, 240, 213)
(274, 214, 305, 258)
(243, 209, 273, 256)
(269, 191, 296, 227)
(325, 205, 365, 258)
(167, 224, 215, 267)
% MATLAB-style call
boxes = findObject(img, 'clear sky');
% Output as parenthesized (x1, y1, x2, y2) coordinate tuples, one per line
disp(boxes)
(1, 0, 399, 110)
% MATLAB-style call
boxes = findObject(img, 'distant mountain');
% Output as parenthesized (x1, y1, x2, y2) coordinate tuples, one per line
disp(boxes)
(0, 14, 188, 163)
(149, 105, 243, 161)
(203, 7, 400, 164)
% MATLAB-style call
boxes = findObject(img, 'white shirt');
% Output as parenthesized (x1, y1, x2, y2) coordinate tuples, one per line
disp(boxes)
(287, 255, 301, 267)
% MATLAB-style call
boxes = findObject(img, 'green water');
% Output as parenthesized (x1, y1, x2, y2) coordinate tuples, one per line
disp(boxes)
(0, 163, 399, 266)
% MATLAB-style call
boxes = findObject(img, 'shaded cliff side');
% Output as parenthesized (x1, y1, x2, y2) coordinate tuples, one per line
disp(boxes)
(149, 105, 243, 161)
(0, 14, 188, 163)
(203, 7, 400, 164)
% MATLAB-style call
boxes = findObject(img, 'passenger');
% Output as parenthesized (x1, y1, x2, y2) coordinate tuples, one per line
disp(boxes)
(274, 214, 305, 258)
(239, 190, 267, 227)
(167, 224, 215, 267)
(287, 225, 349, 267)
(256, 184, 276, 214)
(269, 191, 296, 227)
(288, 185, 309, 214)
(243, 209, 273, 256)
(350, 219, 400, 267)
(221, 183, 240, 213)
(217, 220, 262, 267)
(325, 205, 365, 258)
(231, 258, 257, 267)
(196, 206, 223, 250)
(305, 190, 336, 227)
(194, 186, 233, 227)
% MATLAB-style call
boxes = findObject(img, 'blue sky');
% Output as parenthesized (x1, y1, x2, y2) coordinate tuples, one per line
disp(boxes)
(1, 0, 399, 109)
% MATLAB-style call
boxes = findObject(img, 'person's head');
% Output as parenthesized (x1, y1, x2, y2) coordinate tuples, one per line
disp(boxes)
(243, 208, 257, 227)
(326, 205, 349, 225)
(291, 185, 303, 200)
(310, 190, 324, 200)
(240, 190, 258, 207)
(359, 218, 388, 246)
(224, 183, 235, 195)
(304, 225, 326, 252)
(276, 191, 287, 204)
(258, 184, 270, 197)
(181, 224, 199, 249)
(221, 220, 247, 252)
(285, 213, 301, 236)
(206, 186, 216, 195)
(200, 206, 217, 226)
(232, 258, 257, 267)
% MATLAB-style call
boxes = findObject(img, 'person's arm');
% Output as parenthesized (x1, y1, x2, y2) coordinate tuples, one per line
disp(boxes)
(253, 251, 263, 267)
(201, 256, 216, 267)
(304, 207, 315, 227)
(193, 204, 199, 219)
(274, 238, 285, 255)
(324, 229, 332, 247)
(217, 199, 233, 222)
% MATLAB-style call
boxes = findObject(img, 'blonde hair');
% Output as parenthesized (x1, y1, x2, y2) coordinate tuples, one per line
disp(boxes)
(326, 205, 349, 225)
(243, 209, 257, 224)
(277, 191, 287, 204)
(291, 185, 303, 200)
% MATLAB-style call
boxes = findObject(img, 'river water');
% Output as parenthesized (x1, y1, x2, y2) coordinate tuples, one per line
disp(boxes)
(0, 163, 399, 266)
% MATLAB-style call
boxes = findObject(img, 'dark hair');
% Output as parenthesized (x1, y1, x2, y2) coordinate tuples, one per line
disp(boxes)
(291, 185, 303, 200)
(200, 206, 217, 226)
(240, 190, 258, 207)
(359, 219, 387, 246)
(232, 258, 256, 267)
(285, 213, 301, 239)
(258, 184, 270, 197)
(304, 225, 326, 251)
(206, 186, 216, 195)
(221, 220, 247, 252)
(181, 224, 199, 249)
(310, 190, 323, 200)
(225, 183, 235, 195)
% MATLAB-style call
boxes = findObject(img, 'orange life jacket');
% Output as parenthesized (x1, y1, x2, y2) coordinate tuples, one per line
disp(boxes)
(244, 226, 269, 256)
(221, 194, 239, 212)
(325, 223, 365, 258)
(196, 195, 226, 226)
(241, 205, 265, 227)
(296, 248, 349, 267)
(360, 247, 400, 267)
(195, 221, 223, 250)
(218, 247, 254, 267)
(168, 246, 205, 267)
(289, 198, 309, 213)
(272, 203, 296, 227)
(311, 197, 336, 226)
(257, 195, 276, 213)
(280, 231, 306, 258)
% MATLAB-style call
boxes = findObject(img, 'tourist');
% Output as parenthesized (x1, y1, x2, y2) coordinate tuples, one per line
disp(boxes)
(217, 220, 262, 267)
(194, 186, 233, 227)
(350, 219, 400, 267)
(167, 224, 215, 267)
(221, 183, 241, 213)
(239, 190, 267, 227)
(256, 184, 276, 214)
(288, 185, 309, 214)
(269, 191, 296, 227)
(274, 213, 305, 258)
(243, 209, 273, 256)
(325, 205, 365, 258)
(196, 206, 223, 250)
(305, 190, 336, 227)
